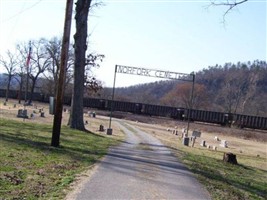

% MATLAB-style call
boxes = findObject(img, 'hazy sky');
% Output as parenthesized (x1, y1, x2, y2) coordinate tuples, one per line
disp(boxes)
(0, 0, 266, 87)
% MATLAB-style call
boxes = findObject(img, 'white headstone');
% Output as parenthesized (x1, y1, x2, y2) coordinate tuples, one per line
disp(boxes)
(200, 140, 206, 147)
(220, 140, 228, 148)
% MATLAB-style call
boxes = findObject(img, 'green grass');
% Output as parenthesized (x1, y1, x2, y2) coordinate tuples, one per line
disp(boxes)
(135, 124, 267, 200)
(171, 141, 267, 200)
(0, 118, 120, 199)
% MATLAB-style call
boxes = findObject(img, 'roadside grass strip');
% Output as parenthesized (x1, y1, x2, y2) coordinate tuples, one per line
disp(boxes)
(163, 139, 267, 200)
(0, 118, 120, 199)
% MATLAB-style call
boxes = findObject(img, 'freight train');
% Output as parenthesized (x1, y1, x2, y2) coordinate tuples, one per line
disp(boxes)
(1, 89, 266, 130)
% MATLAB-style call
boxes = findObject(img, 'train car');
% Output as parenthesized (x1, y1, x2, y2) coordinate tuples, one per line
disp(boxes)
(170, 108, 185, 120)
(142, 104, 175, 118)
(183, 108, 231, 126)
(83, 98, 106, 110)
(63, 96, 72, 106)
(0, 89, 5, 97)
(233, 114, 267, 130)
(107, 100, 142, 114)
(1, 88, 266, 131)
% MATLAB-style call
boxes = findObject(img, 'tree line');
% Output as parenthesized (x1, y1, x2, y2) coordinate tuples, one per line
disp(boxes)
(1, 40, 265, 118)
(95, 60, 266, 117)
(0, 37, 104, 103)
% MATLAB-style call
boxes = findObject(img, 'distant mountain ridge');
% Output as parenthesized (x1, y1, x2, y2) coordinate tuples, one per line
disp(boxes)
(98, 60, 267, 117)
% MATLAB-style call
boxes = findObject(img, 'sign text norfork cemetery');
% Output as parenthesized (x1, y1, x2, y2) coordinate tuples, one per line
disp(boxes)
(116, 65, 194, 82)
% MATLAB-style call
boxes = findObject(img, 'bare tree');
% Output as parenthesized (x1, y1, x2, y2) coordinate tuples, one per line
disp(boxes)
(0, 50, 18, 102)
(241, 61, 267, 116)
(210, 0, 248, 22)
(44, 37, 74, 96)
(160, 83, 208, 110)
(27, 39, 51, 104)
(217, 65, 249, 114)
(16, 42, 30, 103)
(45, 37, 61, 95)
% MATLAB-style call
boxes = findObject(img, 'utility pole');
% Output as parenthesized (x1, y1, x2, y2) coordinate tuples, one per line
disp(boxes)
(51, 0, 73, 147)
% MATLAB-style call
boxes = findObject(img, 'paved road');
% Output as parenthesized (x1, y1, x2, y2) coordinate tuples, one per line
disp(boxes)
(75, 121, 211, 200)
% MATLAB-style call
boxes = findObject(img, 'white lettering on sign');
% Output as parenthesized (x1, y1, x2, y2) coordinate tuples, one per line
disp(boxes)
(116, 65, 193, 81)
(116, 65, 151, 77)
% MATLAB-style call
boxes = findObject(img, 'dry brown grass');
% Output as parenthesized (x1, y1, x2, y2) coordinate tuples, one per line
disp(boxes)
(0, 99, 124, 140)
(1, 98, 266, 169)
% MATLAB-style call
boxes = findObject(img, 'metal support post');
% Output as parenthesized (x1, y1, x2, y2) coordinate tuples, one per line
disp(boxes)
(186, 72, 195, 137)
(107, 65, 117, 135)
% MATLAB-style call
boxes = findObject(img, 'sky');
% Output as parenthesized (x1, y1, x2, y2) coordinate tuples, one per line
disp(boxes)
(0, 0, 266, 87)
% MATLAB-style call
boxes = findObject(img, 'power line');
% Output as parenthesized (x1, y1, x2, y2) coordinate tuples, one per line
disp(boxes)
(2, 0, 43, 23)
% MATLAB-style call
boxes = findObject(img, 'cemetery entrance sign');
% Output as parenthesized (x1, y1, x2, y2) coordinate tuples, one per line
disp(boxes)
(116, 65, 193, 82)
(107, 64, 195, 135)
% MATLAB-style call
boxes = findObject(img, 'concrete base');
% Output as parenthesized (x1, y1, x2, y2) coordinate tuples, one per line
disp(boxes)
(107, 128, 113, 135)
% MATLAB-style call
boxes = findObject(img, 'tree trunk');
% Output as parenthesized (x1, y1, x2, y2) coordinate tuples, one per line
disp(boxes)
(69, 0, 92, 130)
(5, 75, 11, 102)
(28, 78, 36, 105)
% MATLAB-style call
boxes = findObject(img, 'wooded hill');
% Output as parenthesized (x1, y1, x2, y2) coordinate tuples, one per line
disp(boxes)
(96, 60, 267, 117)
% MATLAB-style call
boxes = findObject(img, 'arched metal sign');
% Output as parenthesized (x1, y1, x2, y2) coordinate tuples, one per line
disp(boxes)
(107, 64, 195, 136)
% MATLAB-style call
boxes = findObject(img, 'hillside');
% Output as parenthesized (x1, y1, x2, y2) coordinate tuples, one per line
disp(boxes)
(97, 60, 267, 117)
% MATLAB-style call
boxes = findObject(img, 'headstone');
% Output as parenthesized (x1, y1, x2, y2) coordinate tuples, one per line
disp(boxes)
(172, 130, 175, 134)
(200, 140, 206, 147)
(13, 104, 16, 108)
(181, 128, 186, 133)
(17, 109, 28, 118)
(30, 113, 34, 118)
(223, 152, 238, 164)
(213, 146, 217, 151)
(3, 101, 7, 106)
(107, 128, 112, 135)
(220, 140, 228, 148)
(182, 137, 189, 146)
(40, 112, 45, 117)
(192, 130, 201, 138)
(175, 130, 178, 135)
(99, 124, 104, 132)
(214, 136, 219, 141)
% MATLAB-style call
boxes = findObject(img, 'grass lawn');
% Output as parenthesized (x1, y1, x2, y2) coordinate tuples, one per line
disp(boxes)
(133, 122, 267, 200)
(0, 118, 122, 199)
(175, 144, 267, 200)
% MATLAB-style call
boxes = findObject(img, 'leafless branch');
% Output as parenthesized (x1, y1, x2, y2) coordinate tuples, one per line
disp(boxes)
(210, 0, 248, 23)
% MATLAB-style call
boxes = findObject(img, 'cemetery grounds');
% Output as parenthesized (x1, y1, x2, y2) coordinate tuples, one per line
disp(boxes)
(0, 98, 266, 200)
